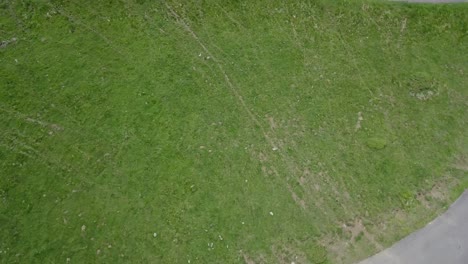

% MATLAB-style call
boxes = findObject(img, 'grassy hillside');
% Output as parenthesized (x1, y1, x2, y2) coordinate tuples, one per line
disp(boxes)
(1, 0, 467, 263)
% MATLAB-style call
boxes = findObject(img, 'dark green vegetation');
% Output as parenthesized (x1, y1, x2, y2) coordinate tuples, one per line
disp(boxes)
(1, 0, 467, 263)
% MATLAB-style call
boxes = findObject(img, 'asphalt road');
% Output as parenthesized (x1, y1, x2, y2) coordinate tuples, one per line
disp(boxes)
(357, 190, 468, 264)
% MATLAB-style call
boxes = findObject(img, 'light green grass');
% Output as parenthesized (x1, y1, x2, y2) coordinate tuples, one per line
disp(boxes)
(1, 0, 467, 263)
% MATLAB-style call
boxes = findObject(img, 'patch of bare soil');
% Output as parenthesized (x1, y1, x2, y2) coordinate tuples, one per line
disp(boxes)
(0, 37, 17, 49)
(267, 115, 277, 130)
(271, 244, 308, 264)
(288, 184, 306, 209)
(319, 218, 383, 263)
(321, 173, 461, 263)
(344, 219, 383, 250)
(452, 154, 468, 172)
(416, 192, 431, 208)
(416, 181, 452, 209)
(420, 175, 460, 204)
(242, 253, 256, 264)
(242, 244, 309, 264)
(241, 252, 267, 264)
(355, 112, 363, 131)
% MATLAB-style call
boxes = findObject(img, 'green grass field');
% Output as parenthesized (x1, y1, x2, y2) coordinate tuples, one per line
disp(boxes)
(1, 0, 467, 263)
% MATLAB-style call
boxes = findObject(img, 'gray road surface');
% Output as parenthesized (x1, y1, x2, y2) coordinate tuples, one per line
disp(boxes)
(357, 190, 468, 264)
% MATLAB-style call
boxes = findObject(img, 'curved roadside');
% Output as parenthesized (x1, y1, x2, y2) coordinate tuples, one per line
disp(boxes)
(357, 1, 467, 261)
(357, 190, 468, 264)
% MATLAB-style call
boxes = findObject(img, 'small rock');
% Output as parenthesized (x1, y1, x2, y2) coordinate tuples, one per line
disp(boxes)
(269, 212, 274, 216)
(153, 232, 158, 238)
